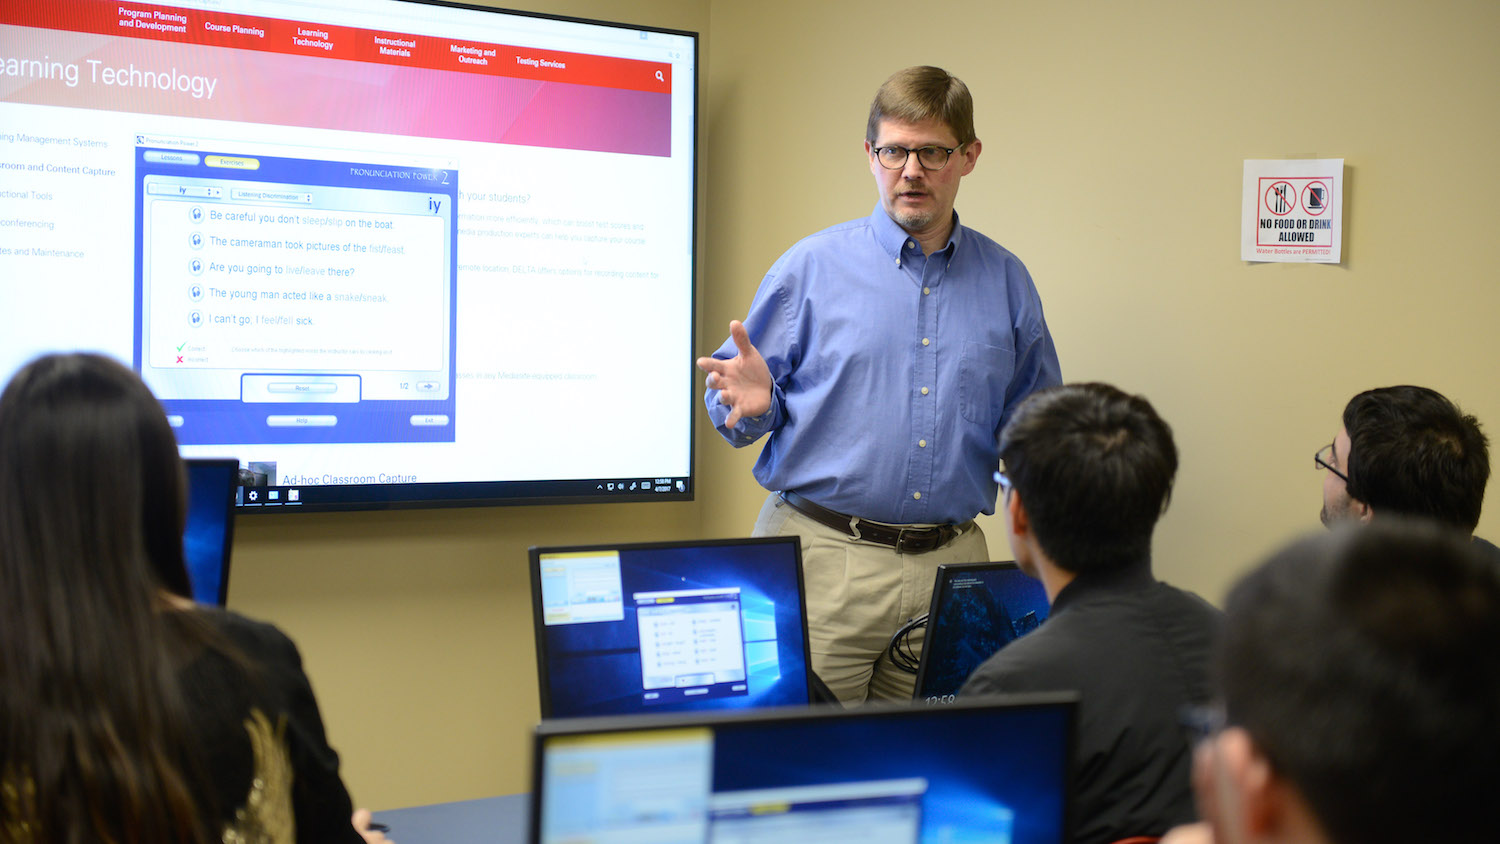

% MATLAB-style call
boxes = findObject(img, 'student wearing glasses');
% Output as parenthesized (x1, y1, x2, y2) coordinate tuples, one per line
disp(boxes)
(1315, 385, 1500, 562)
(959, 383, 1220, 844)
(696, 66, 1061, 704)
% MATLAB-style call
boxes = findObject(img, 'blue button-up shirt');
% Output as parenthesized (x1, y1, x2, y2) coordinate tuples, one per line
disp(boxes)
(706, 205, 1061, 525)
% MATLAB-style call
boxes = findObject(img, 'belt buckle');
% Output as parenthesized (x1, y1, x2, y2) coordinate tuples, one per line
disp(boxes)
(896, 527, 920, 554)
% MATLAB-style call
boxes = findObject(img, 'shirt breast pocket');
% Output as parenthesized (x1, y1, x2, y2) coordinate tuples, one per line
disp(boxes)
(959, 340, 1016, 426)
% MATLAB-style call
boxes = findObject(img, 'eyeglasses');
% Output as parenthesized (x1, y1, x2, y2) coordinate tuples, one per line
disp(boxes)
(993, 467, 1012, 496)
(1315, 442, 1350, 484)
(872, 144, 961, 171)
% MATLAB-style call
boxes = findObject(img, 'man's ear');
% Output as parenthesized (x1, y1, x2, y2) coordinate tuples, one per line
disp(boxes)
(1006, 486, 1030, 537)
(958, 138, 981, 175)
(1354, 498, 1373, 524)
(1215, 727, 1305, 841)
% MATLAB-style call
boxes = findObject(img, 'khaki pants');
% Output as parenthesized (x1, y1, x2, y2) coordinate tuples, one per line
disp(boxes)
(752, 492, 989, 705)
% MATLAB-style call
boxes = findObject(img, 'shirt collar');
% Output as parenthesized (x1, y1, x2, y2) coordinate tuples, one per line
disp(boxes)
(869, 203, 964, 261)
(1050, 555, 1157, 613)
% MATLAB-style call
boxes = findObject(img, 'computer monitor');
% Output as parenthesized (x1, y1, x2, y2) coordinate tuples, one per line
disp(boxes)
(183, 458, 239, 605)
(530, 693, 1077, 844)
(2, 1, 699, 514)
(913, 562, 1050, 705)
(529, 537, 813, 718)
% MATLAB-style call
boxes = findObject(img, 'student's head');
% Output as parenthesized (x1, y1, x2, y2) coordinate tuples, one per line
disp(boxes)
(0, 353, 207, 841)
(1198, 521, 1500, 844)
(997, 382, 1177, 574)
(1319, 385, 1489, 533)
(0, 352, 191, 597)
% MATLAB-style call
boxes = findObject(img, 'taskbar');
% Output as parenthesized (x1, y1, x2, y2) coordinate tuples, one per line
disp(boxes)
(234, 476, 692, 513)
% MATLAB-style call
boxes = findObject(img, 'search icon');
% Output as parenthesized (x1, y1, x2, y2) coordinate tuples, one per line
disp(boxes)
(655, 70, 664, 82)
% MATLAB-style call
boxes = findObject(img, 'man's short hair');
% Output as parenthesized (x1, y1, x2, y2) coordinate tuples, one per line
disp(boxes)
(1342, 385, 1489, 532)
(1219, 521, 1500, 844)
(866, 66, 977, 146)
(999, 382, 1177, 574)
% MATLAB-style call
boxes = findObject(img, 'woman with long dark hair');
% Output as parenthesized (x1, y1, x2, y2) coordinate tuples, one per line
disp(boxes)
(0, 353, 386, 843)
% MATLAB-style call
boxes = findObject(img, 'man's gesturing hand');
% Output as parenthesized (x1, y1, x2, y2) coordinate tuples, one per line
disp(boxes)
(696, 320, 773, 428)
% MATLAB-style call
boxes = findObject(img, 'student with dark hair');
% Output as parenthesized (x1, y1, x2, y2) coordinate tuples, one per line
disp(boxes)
(0, 353, 386, 843)
(960, 382, 1221, 844)
(1163, 520, 1500, 844)
(1317, 385, 1497, 559)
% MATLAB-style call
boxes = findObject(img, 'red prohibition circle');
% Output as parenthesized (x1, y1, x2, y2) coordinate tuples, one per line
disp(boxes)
(1301, 181, 1330, 216)
(1264, 181, 1296, 216)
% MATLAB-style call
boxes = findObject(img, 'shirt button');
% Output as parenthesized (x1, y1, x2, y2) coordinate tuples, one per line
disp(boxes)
(907, 240, 915, 248)
(921, 387, 929, 395)
(921, 338, 929, 346)
(913, 492, 922, 500)
(918, 439, 927, 448)
(923, 287, 930, 295)
(895, 258, 901, 266)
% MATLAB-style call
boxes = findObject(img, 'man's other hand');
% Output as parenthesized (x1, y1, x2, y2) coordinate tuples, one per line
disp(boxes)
(696, 320, 772, 428)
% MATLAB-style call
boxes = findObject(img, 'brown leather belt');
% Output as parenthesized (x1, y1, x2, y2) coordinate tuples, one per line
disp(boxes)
(779, 491, 964, 554)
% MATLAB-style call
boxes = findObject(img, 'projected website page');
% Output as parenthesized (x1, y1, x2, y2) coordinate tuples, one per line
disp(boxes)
(0, 1, 695, 509)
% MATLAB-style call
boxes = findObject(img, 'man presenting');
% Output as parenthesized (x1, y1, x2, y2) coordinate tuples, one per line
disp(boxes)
(697, 66, 1060, 704)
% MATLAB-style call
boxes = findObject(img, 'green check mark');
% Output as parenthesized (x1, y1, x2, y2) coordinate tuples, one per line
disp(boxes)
(176, 341, 187, 351)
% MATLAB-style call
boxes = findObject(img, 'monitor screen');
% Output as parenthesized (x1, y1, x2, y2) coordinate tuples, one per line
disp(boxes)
(0, 1, 697, 512)
(914, 562, 1050, 705)
(530, 537, 812, 718)
(183, 457, 238, 605)
(531, 694, 1077, 844)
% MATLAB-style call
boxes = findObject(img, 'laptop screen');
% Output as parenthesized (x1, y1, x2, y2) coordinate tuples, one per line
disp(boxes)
(530, 537, 813, 718)
(531, 694, 1076, 844)
(183, 458, 239, 606)
(913, 562, 1050, 705)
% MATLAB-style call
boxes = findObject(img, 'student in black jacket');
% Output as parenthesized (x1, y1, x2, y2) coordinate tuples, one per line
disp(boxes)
(961, 383, 1220, 844)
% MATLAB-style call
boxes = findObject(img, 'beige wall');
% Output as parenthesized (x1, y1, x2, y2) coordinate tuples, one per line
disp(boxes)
(229, 0, 1500, 811)
(701, 0, 1500, 591)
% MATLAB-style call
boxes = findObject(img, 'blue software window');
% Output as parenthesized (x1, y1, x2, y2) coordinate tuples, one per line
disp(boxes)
(134, 144, 457, 445)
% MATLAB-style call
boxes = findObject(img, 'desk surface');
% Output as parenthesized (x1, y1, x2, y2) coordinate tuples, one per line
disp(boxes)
(373, 793, 527, 844)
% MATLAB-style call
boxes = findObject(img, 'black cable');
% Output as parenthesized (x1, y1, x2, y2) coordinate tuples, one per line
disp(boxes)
(884, 612, 928, 674)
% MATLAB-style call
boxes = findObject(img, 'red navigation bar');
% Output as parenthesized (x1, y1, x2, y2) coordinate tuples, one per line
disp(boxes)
(3, 1, 672, 93)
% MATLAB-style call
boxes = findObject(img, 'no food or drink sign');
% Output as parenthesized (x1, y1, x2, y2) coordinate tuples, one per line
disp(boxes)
(1241, 159, 1343, 264)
